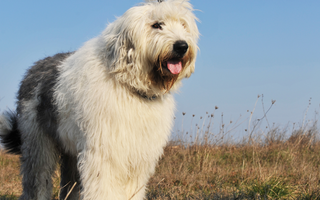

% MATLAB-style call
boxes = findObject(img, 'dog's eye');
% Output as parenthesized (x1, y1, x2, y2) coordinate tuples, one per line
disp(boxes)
(152, 22, 163, 30)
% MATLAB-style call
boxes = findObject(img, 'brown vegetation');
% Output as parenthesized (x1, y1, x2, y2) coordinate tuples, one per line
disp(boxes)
(2, 126, 320, 199)
(147, 127, 320, 199)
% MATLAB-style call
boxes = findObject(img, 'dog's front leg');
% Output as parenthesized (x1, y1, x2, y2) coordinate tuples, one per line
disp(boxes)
(77, 149, 127, 200)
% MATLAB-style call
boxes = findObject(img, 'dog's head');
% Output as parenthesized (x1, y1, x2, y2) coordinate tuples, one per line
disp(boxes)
(101, 0, 199, 98)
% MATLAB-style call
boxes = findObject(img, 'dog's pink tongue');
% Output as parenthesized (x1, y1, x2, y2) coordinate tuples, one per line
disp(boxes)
(167, 60, 182, 74)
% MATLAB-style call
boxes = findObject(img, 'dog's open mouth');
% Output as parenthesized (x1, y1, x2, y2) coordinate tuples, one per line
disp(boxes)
(162, 59, 182, 75)
(150, 57, 185, 91)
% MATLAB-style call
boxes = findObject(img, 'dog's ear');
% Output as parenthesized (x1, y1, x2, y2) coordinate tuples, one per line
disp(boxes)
(102, 16, 149, 90)
(103, 21, 136, 71)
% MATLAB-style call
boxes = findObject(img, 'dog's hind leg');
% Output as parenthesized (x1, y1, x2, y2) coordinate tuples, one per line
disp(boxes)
(19, 131, 60, 200)
(59, 153, 81, 200)
(18, 102, 60, 200)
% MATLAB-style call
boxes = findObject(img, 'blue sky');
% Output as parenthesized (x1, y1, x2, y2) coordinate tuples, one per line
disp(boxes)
(1, 0, 320, 136)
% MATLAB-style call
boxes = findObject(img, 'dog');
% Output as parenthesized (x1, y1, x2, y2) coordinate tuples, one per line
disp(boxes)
(0, 0, 199, 199)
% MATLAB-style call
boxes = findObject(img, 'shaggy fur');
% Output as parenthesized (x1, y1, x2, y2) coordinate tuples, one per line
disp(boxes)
(0, 0, 199, 199)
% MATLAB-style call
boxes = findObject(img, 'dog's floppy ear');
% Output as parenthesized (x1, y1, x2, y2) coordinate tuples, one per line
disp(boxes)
(102, 13, 149, 90)
(103, 19, 136, 72)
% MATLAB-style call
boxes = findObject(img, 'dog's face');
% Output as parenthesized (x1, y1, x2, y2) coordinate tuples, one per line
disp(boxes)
(102, 0, 199, 97)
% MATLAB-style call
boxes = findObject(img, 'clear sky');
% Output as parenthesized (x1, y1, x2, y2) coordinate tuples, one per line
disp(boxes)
(0, 0, 319, 137)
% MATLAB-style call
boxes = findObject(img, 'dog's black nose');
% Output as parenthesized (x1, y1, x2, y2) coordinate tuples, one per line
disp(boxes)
(173, 40, 188, 57)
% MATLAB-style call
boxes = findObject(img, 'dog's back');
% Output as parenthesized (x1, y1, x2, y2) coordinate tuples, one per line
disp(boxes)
(0, 52, 79, 200)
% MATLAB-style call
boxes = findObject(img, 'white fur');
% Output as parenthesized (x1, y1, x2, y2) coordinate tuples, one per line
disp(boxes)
(40, 0, 197, 199)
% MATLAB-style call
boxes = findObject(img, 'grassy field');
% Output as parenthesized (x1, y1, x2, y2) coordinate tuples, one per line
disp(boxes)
(1, 126, 320, 199)
(1, 98, 320, 199)
(148, 130, 320, 199)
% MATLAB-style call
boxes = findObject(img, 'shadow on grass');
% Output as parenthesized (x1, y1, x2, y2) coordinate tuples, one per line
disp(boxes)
(0, 195, 59, 200)
(0, 194, 17, 200)
(1, 188, 320, 199)
(146, 188, 320, 200)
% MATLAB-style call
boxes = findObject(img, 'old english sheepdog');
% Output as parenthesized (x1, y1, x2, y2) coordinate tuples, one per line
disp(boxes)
(0, 0, 199, 199)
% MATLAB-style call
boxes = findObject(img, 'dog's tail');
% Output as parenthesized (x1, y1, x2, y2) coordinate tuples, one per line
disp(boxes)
(0, 110, 22, 155)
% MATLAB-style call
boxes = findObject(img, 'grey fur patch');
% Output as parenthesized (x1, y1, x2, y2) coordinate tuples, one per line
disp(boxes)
(17, 52, 73, 142)
(12, 52, 75, 200)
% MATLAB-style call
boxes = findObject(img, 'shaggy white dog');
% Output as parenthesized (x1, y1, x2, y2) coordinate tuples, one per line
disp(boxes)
(0, 0, 199, 199)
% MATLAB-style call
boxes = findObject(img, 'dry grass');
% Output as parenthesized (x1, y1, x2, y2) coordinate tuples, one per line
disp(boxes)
(147, 129, 320, 199)
(2, 128, 320, 199)
(1, 97, 320, 199)
(0, 152, 21, 199)
(145, 97, 320, 199)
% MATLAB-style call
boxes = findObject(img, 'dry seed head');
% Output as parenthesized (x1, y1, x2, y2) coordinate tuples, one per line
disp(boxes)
(215, 106, 218, 110)
(182, 112, 186, 116)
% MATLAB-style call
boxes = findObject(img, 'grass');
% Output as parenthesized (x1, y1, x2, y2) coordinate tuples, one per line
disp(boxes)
(2, 130, 320, 199)
(0, 152, 21, 199)
(1, 96, 320, 199)
(146, 128, 320, 199)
